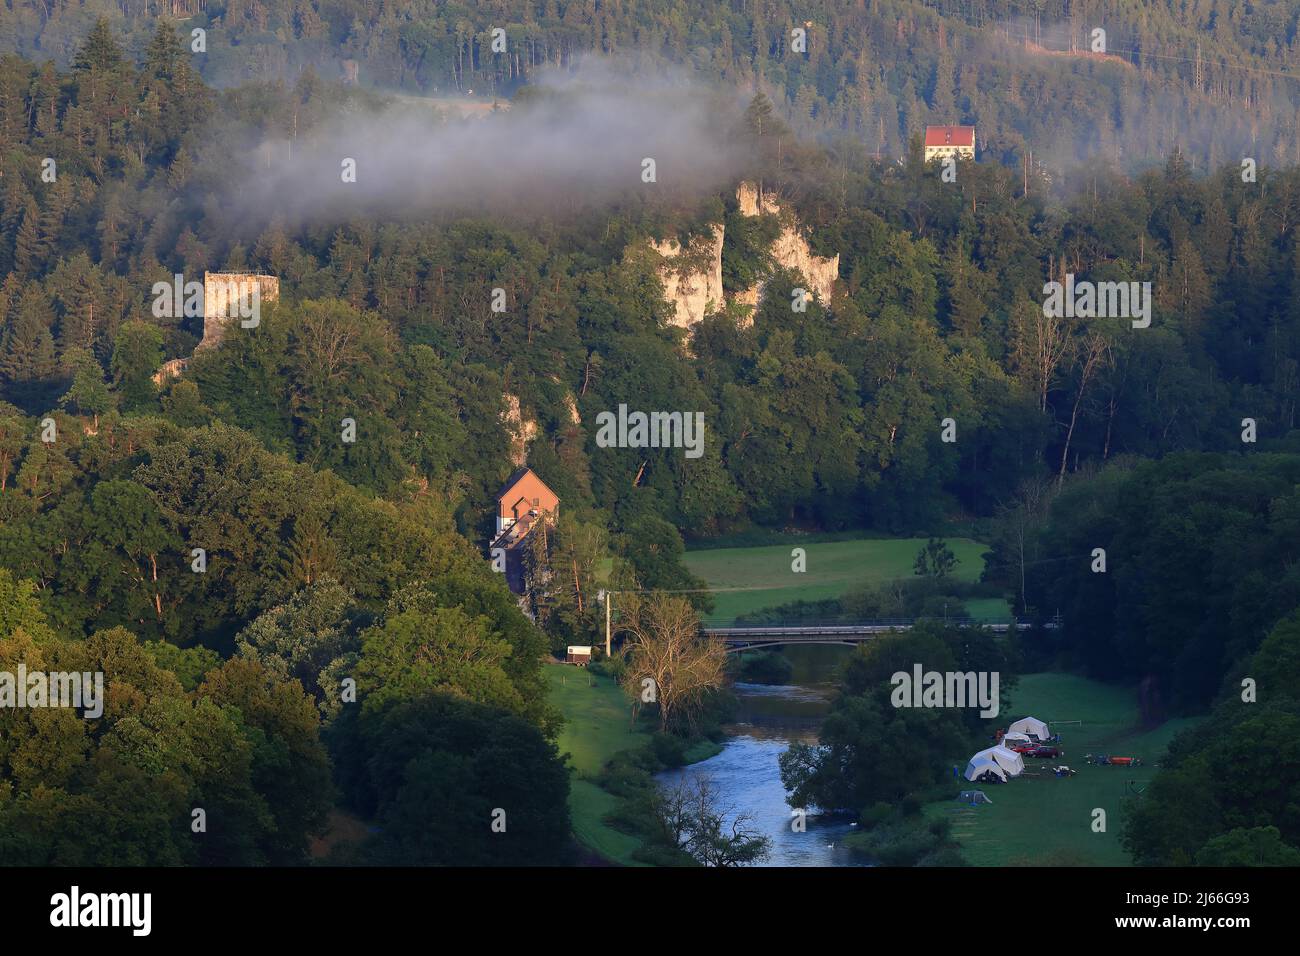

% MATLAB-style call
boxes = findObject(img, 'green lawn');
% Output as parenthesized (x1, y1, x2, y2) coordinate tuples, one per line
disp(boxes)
(544, 664, 650, 865)
(925, 672, 1203, 866)
(683, 536, 998, 623)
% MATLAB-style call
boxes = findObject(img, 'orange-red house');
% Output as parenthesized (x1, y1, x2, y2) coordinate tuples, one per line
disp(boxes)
(495, 467, 559, 537)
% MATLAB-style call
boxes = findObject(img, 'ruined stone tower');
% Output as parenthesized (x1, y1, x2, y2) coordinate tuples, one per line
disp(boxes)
(198, 272, 280, 349)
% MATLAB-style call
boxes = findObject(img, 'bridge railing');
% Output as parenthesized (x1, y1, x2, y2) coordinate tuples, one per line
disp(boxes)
(701, 615, 1061, 633)
(703, 616, 1011, 630)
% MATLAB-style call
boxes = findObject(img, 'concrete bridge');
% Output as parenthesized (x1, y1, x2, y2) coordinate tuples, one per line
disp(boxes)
(702, 618, 1055, 653)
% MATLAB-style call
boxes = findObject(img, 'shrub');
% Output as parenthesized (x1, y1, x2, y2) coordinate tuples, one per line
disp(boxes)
(736, 650, 794, 684)
(650, 732, 689, 768)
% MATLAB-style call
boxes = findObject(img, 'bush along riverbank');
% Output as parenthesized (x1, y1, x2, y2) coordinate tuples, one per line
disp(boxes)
(841, 793, 968, 866)
(592, 656, 735, 865)
(730, 650, 794, 685)
(779, 621, 1018, 866)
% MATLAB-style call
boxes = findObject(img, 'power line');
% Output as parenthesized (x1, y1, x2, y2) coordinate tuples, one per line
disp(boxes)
(1103, 44, 1300, 83)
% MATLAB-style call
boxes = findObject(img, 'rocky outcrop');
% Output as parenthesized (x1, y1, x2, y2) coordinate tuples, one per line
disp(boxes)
(642, 185, 840, 331)
(543, 375, 582, 426)
(501, 393, 538, 467)
(650, 223, 725, 329)
(734, 182, 839, 317)
(768, 223, 839, 304)
(152, 357, 190, 387)
(736, 181, 780, 217)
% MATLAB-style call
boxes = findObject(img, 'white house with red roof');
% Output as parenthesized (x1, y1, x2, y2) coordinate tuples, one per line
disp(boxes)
(924, 125, 976, 163)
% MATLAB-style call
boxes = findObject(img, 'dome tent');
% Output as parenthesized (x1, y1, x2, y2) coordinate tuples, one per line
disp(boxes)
(964, 753, 1009, 783)
(974, 745, 1025, 777)
(1002, 732, 1033, 747)
(1007, 716, 1050, 740)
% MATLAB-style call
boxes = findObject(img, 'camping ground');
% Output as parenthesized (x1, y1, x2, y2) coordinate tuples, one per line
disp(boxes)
(926, 673, 1204, 866)
(683, 535, 1002, 624)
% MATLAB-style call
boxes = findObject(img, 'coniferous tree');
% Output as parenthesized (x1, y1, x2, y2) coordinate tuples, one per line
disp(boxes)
(109, 320, 163, 411)
(0, 286, 56, 384)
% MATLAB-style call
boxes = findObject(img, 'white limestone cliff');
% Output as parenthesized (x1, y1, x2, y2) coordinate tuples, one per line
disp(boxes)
(735, 182, 839, 315)
(501, 393, 538, 467)
(642, 185, 839, 331)
(649, 223, 725, 329)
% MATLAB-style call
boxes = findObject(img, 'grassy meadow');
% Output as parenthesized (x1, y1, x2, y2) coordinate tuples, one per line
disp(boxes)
(683, 536, 1002, 624)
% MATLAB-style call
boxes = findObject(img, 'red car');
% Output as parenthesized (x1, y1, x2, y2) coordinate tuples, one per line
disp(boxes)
(1006, 742, 1037, 754)
(1026, 745, 1062, 758)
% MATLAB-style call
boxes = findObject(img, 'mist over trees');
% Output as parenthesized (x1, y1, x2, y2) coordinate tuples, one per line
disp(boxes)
(5, 1, 1299, 170)
(3, 24, 1298, 543)
(0, 8, 1298, 866)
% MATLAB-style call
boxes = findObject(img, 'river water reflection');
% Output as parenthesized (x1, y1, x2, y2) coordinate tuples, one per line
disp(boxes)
(654, 646, 873, 866)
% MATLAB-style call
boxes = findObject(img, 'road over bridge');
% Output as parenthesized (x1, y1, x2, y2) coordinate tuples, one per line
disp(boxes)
(701, 619, 1056, 652)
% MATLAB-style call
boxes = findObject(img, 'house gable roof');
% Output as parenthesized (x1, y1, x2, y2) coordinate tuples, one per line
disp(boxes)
(924, 125, 975, 148)
(496, 467, 559, 505)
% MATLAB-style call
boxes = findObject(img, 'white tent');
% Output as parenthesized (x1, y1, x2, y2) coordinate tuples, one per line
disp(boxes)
(963, 753, 1008, 783)
(1002, 732, 1033, 748)
(1008, 716, 1050, 740)
(975, 745, 1025, 777)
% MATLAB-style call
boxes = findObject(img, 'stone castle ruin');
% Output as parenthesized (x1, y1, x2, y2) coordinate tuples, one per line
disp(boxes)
(198, 272, 280, 349)
(153, 272, 280, 386)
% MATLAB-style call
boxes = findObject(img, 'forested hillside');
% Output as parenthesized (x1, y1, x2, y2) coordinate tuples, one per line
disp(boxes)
(2, 20, 1297, 540)
(0, 5, 1298, 868)
(4, 0, 1300, 170)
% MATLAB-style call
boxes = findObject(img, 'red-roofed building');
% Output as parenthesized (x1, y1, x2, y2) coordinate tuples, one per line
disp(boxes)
(491, 467, 560, 597)
(924, 125, 975, 163)
(495, 467, 559, 537)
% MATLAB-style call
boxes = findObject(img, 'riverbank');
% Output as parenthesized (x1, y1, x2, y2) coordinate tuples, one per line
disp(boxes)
(552, 655, 1203, 867)
(544, 663, 723, 865)
(545, 663, 649, 865)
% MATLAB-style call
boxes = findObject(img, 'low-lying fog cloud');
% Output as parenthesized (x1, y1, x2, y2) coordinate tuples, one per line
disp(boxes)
(223, 62, 742, 225)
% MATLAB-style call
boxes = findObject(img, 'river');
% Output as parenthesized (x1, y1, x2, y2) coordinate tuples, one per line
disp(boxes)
(655, 646, 873, 866)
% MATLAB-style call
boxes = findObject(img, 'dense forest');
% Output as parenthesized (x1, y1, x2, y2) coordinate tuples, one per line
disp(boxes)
(4, 21, 1298, 535)
(0, 5, 1297, 867)
(5, 0, 1300, 171)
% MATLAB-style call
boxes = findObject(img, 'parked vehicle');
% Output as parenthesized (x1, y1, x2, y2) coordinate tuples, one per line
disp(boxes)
(1083, 753, 1142, 766)
(1026, 745, 1062, 758)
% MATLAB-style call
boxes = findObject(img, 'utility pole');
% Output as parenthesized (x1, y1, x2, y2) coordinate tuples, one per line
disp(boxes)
(600, 590, 613, 658)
